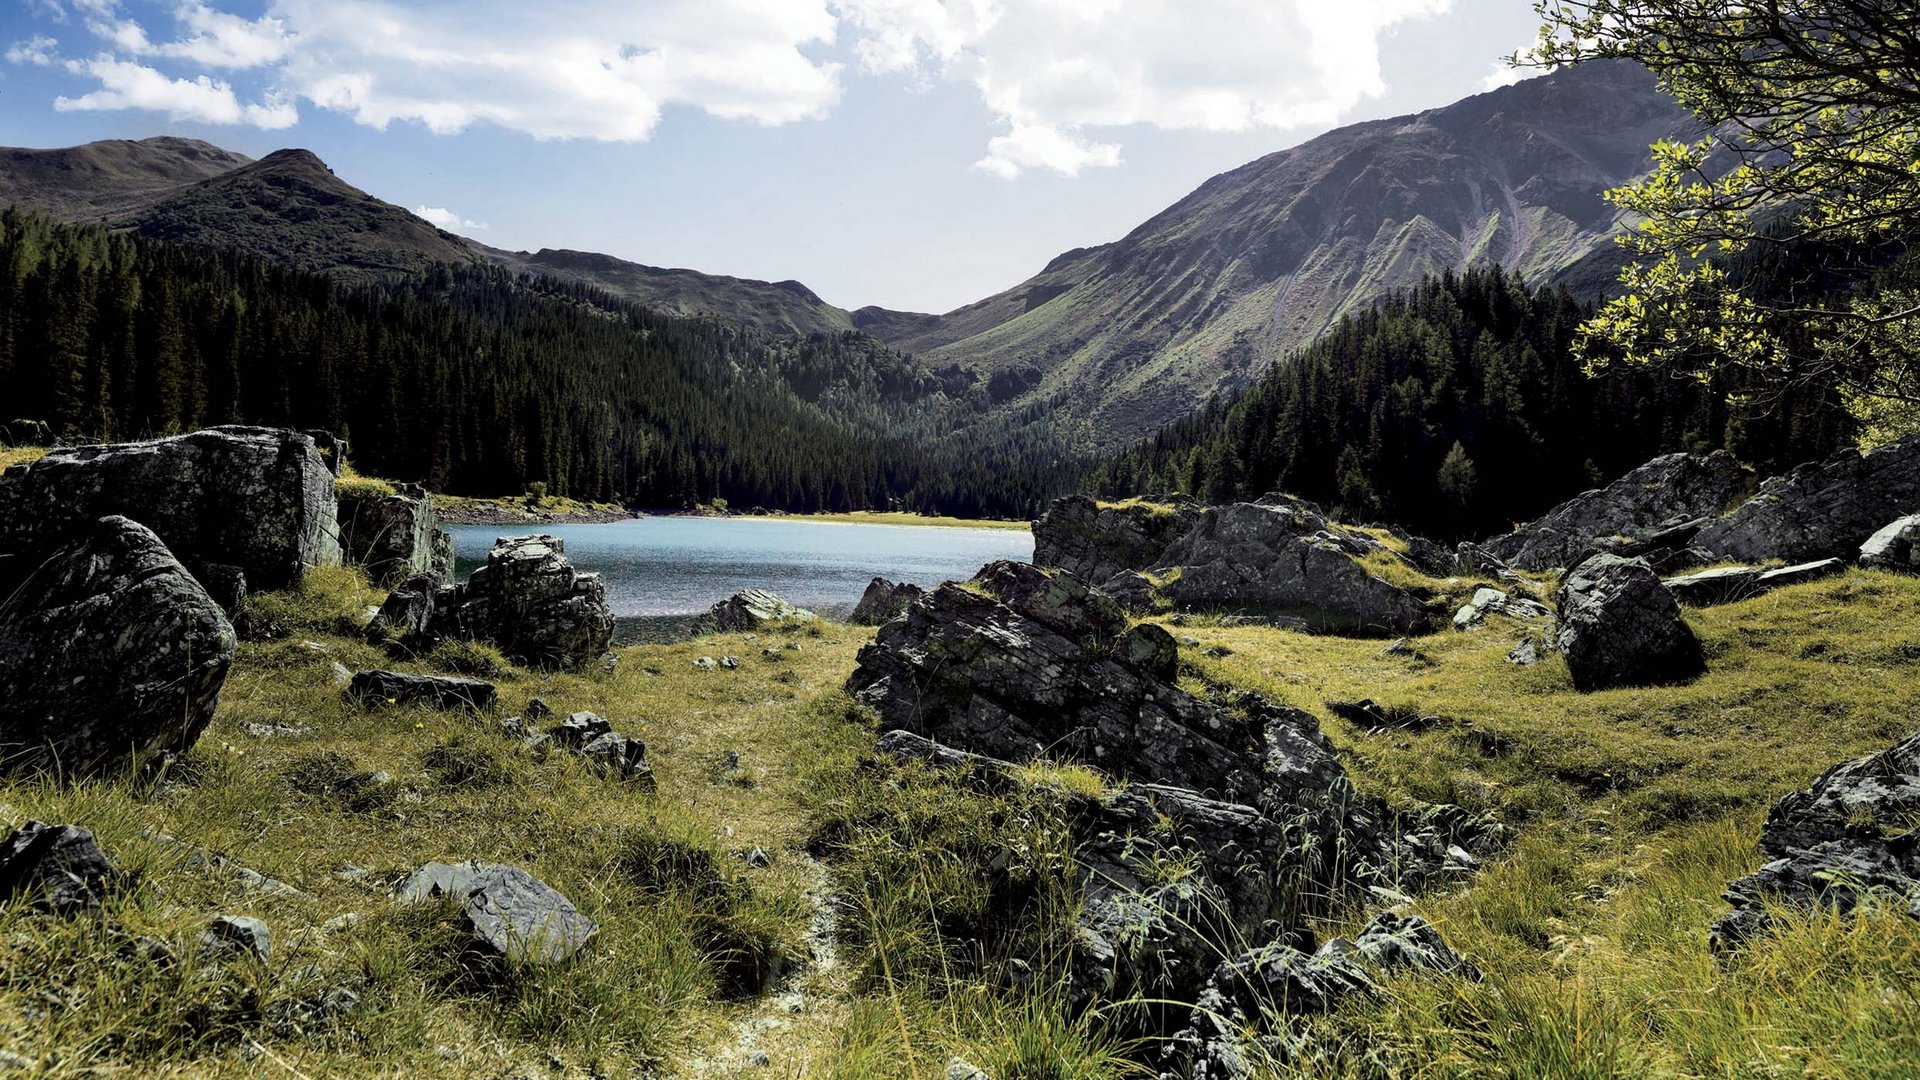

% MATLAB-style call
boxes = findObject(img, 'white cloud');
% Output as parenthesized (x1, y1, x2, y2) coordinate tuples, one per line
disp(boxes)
(837, 0, 1453, 178)
(265, 0, 844, 140)
(158, 3, 293, 69)
(1480, 58, 1526, 91)
(6, 35, 60, 66)
(55, 55, 297, 127)
(412, 205, 489, 233)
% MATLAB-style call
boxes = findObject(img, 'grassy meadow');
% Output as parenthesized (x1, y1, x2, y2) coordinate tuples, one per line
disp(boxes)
(1, 561, 1917, 1077)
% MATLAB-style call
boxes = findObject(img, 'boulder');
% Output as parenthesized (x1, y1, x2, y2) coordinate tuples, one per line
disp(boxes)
(371, 536, 613, 670)
(0, 426, 340, 595)
(1859, 513, 1920, 572)
(0, 516, 236, 777)
(1031, 494, 1203, 582)
(542, 711, 654, 788)
(395, 860, 598, 965)
(849, 577, 924, 625)
(708, 588, 815, 632)
(1451, 587, 1550, 630)
(348, 670, 497, 712)
(1555, 554, 1704, 692)
(1710, 729, 1920, 954)
(1145, 503, 1431, 635)
(1697, 434, 1920, 564)
(201, 915, 272, 964)
(1483, 451, 1749, 571)
(337, 482, 454, 587)
(0, 821, 118, 914)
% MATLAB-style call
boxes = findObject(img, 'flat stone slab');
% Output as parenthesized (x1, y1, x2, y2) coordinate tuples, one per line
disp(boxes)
(395, 860, 597, 965)
(348, 670, 496, 712)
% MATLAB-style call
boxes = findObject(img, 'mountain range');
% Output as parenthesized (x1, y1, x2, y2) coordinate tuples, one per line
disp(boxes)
(0, 60, 1693, 445)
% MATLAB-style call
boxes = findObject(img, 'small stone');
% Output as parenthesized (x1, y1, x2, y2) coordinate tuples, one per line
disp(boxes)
(740, 847, 771, 869)
(719, 656, 741, 669)
(525, 698, 552, 722)
(0, 821, 118, 914)
(1505, 638, 1540, 666)
(200, 915, 271, 964)
(694, 657, 717, 671)
(946, 1058, 991, 1080)
(322, 913, 364, 931)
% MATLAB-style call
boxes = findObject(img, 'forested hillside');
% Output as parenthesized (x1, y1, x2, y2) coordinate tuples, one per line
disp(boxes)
(1091, 266, 1853, 537)
(0, 209, 1075, 516)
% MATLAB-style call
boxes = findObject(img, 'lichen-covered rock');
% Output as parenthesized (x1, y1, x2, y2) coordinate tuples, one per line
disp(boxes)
(0, 821, 119, 914)
(1148, 502, 1431, 635)
(1032, 494, 1203, 582)
(1860, 513, 1920, 572)
(348, 669, 496, 712)
(394, 860, 598, 965)
(1698, 434, 1920, 564)
(708, 589, 815, 632)
(0, 426, 341, 594)
(849, 577, 924, 625)
(1555, 554, 1704, 692)
(338, 482, 453, 587)
(1483, 451, 1750, 571)
(0, 516, 235, 777)
(372, 537, 613, 670)
(1710, 729, 1920, 954)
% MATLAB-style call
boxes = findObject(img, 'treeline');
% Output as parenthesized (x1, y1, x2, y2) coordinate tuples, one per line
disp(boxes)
(0, 209, 1079, 516)
(1091, 266, 1850, 538)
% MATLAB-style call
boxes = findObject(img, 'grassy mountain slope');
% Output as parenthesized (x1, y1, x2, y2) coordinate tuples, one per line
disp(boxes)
(0, 136, 252, 221)
(857, 61, 1699, 446)
(480, 246, 856, 337)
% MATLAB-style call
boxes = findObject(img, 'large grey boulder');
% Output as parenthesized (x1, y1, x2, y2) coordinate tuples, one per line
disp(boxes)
(1860, 514, 1920, 572)
(338, 482, 453, 587)
(372, 536, 613, 670)
(1698, 434, 1920, 564)
(1145, 502, 1431, 635)
(0, 516, 236, 777)
(849, 577, 924, 626)
(1032, 494, 1203, 582)
(1554, 554, 1704, 692)
(0, 426, 341, 597)
(1711, 729, 1920, 954)
(0, 821, 119, 914)
(708, 588, 815, 632)
(1482, 451, 1749, 571)
(395, 860, 598, 965)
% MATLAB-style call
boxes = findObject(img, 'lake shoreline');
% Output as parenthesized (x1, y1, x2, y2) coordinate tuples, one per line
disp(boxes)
(435, 498, 1031, 532)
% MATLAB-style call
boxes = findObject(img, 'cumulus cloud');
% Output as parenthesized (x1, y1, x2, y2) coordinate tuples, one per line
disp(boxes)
(55, 54, 298, 127)
(27, 1, 1457, 176)
(412, 205, 489, 233)
(6, 35, 61, 66)
(1480, 58, 1527, 91)
(836, 0, 1452, 177)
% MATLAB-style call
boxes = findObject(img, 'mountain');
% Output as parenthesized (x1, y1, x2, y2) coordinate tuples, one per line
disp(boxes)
(0, 136, 252, 221)
(480, 246, 856, 337)
(0, 136, 856, 333)
(856, 60, 1699, 443)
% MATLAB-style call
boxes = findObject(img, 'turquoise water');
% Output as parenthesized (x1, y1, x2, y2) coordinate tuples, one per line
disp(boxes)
(448, 516, 1032, 619)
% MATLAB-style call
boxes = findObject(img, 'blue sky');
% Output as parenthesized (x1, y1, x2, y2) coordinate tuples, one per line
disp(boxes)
(0, 0, 1544, 314)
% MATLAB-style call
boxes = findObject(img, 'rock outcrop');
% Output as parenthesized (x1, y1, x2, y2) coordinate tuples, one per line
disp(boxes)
(337, 482, 453, 586)
(708, 589, 816, 632)
(395, 860, 598, 965)
(1482, 451, 1750, 571)
(849, 577, 924, 625)
(1710, 729, 1920, 954)
(1032, 494, 1202, 583)
(850, 561, 1489, 1012)
(1147, 502, 1433, 634)
(0, 516, 236, 776)
(0, 821, 119, 914)
(0, 427, 341, 600)
(1697, 434, 1920, 564)
(1664, 558, 1845, 606)
(1554, 554, 1704, 692)
(370, 535, 613, 670)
